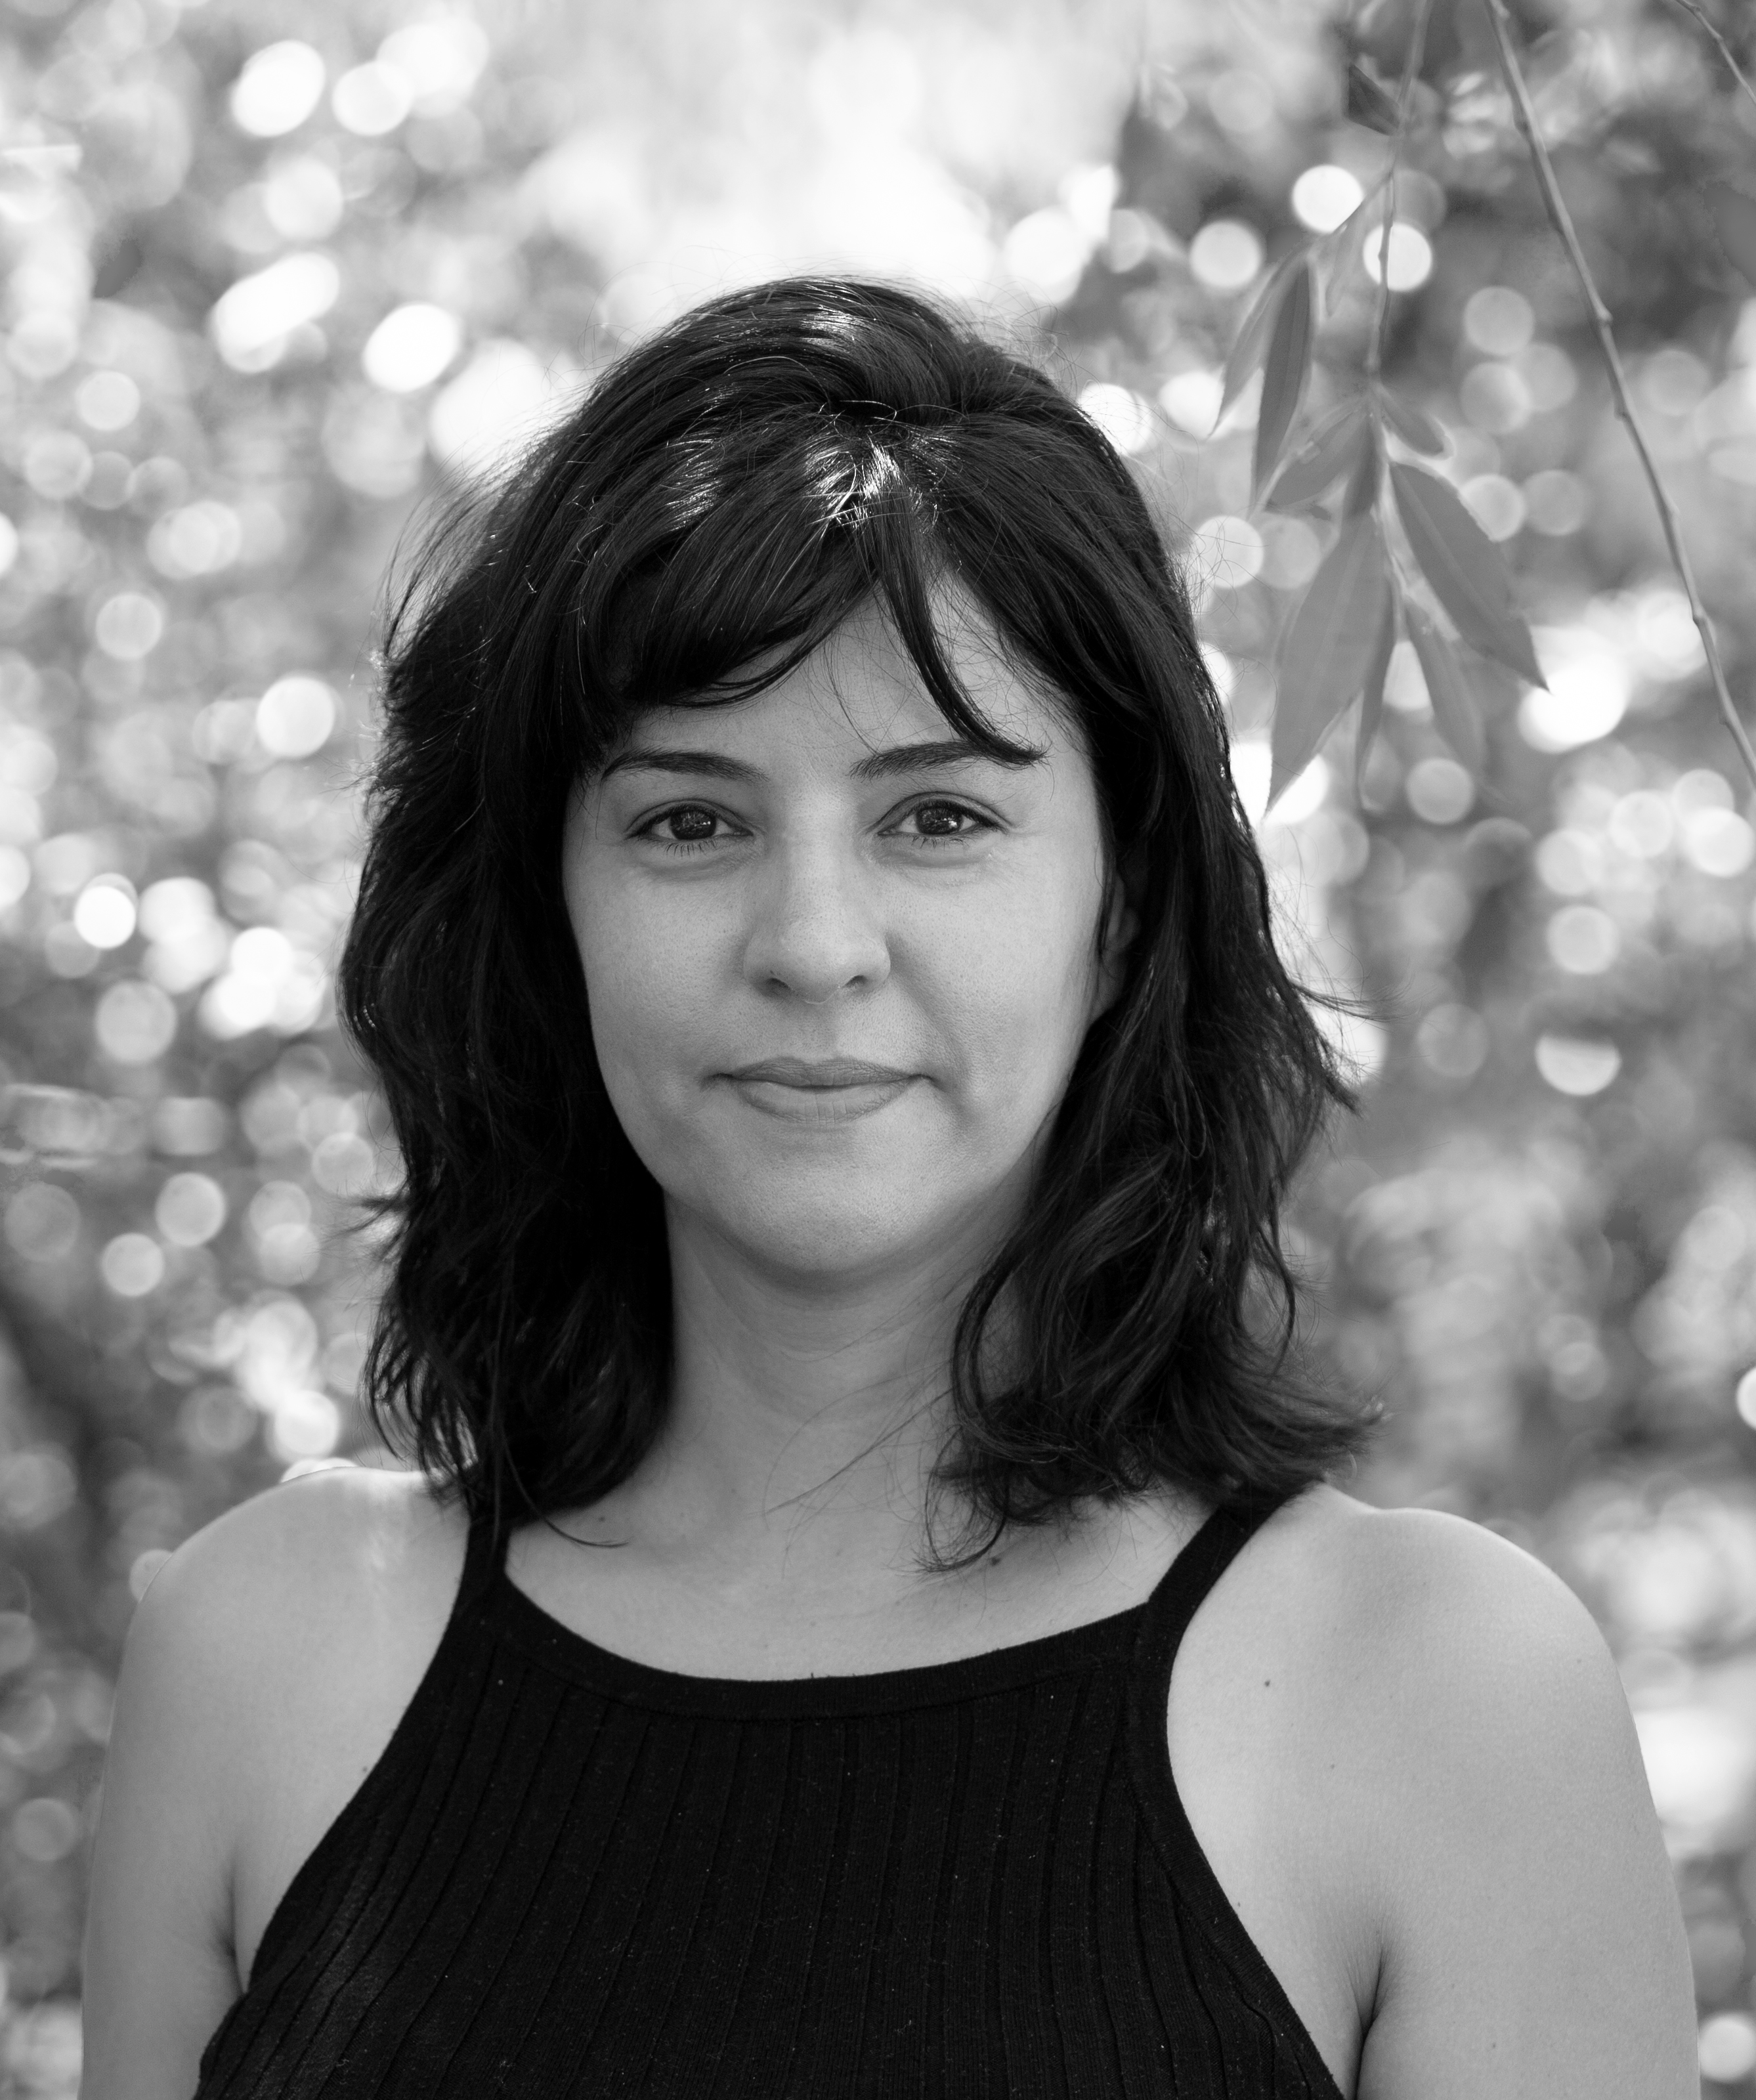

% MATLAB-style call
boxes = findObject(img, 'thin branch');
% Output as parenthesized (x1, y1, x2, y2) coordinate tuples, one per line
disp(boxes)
(1365, 0, 1439, 385)
(1481, 0, 1756, 792)
(1663, 0, 1756, 120)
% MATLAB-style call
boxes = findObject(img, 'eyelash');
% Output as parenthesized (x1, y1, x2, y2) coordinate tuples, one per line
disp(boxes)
(633, 799, 996, 855)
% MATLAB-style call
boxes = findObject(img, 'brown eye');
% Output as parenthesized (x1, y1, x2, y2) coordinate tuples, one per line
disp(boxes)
(910, 802, 977, 838)
(662, 807, 717, 842)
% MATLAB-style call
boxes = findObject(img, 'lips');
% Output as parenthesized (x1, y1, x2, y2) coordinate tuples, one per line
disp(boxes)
(724, 1057, 917, 1088)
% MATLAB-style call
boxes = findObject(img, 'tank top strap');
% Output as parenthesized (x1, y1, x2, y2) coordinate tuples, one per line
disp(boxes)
(1133, 1490, 1293, 1691)
(453, 1491, 515, 1618)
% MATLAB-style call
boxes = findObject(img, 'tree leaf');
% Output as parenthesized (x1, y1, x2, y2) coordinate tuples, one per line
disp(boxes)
(1266, 398, 1369, 510)
(1340, 425, 1381, 515)
(1704, 182, 1756, 288)
(1218, 249, 1304, 422)
(1373, 386, 1446, 456)
(1355, 588, 1398, 800)
(1270, 514, 1392, 804)
(1405, 602, 1486, 775)
(1346, 60, 1402, 137)
(1252, 259, 1314, 507)
(1389, 461, 1545, 687)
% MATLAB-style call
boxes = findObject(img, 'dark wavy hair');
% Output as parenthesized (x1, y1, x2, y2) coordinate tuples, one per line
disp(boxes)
(337, 274, 1375, 1558)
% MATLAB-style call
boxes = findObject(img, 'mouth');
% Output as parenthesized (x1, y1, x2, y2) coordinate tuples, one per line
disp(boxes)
(719, 1058, 920, 1122)
(724, 1057, 918, 1088)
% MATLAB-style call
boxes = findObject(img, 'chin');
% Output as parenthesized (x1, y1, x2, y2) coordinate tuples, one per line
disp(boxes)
(675, 1167, 989, 1290)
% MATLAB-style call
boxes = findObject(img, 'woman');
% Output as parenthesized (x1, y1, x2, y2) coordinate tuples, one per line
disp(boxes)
(81, 278, 1694, 2098)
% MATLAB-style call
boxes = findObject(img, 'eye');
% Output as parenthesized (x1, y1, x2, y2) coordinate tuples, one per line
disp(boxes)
(635, 804, 737, 851)
(893, 799, 995, 845)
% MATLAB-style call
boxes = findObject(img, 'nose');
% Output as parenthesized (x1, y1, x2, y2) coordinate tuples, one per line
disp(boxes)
(742, 837, 891, 1004)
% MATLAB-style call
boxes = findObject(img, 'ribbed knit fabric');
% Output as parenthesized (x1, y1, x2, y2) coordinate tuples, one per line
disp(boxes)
(194, 1493, 1345, 2099)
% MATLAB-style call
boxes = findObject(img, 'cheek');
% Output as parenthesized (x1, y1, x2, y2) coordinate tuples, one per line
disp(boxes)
(908, 851, 1105, 1096)
(567, 864, 721, 1132)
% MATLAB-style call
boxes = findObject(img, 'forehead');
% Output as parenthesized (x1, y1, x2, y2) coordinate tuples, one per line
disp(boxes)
(611, 593, 1077, 767)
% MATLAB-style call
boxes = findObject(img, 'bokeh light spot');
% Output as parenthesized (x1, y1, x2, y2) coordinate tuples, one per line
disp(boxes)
(152, 1097, 228, 1156)
(93, 591, 164, 661)
(1290, 164, 1363, 233)
(179, 1386, 256, 1456)
(363, 303, 463, 393)
(1077, 383, 1154, 456)
(312, 1132, 377, 1197)
(1523, 469, 1586, 536)
(95, 979, 177, 1063)
(74, 370, 140, 433)
(156, 1172, 226, 1248)
(3, 1186, 79, 1263)
(72, 878, 137, 950)
(1157, 368, 1223, 437)
(1257, 515, 1321, 591)
(1681, 807, 1755, 878)
(1189, 219, 1263, 291)
(268, 1388, 341, 1461)
(1268, 755, 1330, 828)
(1462, 285, 1535, 357)
(1000, 208, 1087, 305)
(1535, 1034, 1621, 1096)
(263, 156, 345, 242)
(1405, 757, 1474, 825)
(427, 341, 557, 477)
(1700, 2012, 1756, 2084)
(12, 1798, 81, 1865)
(230, 41, 326, 139)
(1546, 905, 1621, 975)
(1459, 360, 1531, 435)
(256, 675, 337, 759)
(378, 22, 490, 114)
(1188, 514, 1265, 595)
(332, 62, 415, 138)
(1361, 222, 1431, 291)
(100, 1233, 165, 1298)
(210, 253, 341, 371)
(1519, 628, 1631, 752)
(1459, 473, 1525, 542)
(1416, 1003, 1488, 1081)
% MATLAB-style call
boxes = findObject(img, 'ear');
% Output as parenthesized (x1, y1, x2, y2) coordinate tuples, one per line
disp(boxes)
(1090, 864, 1142, 1024)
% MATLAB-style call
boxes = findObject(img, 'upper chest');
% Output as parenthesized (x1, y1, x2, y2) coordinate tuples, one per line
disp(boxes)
(226, 1493, 1375, 2095)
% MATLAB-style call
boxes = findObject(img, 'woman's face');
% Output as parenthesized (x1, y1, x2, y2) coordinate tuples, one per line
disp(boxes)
(563, 597, 1131, 1288)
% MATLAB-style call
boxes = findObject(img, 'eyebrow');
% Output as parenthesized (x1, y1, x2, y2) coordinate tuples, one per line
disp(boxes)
(600, 737, 1046, 784)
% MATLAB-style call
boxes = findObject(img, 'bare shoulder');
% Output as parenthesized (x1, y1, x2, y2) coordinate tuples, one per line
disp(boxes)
(1242, 1487, 1698, 2099)
(136, 1461, 469, 1906)
(138, 1461, 462, 1691)
(1257, 1483, 1622, 1696)
(83, 1467, 466, 2100)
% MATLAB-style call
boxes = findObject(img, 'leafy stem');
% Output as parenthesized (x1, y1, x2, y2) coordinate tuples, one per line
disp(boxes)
(1366, 0, 1439, 385)
(1480, 0, 1756, 791)
(1663, 0, 1756, 121)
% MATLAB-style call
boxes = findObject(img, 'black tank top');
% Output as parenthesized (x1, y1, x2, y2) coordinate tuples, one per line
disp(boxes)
(194, 1492, 1344, 2099)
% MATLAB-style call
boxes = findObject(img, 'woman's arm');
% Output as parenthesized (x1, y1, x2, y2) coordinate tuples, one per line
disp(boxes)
(80, 1524, 252, 2099)
(1349, 1510, 1698, 2099)
(80, 1465, 452, 2100)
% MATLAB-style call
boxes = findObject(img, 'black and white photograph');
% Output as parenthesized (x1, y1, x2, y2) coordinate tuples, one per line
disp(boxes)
(0, 0, 1748, 2091)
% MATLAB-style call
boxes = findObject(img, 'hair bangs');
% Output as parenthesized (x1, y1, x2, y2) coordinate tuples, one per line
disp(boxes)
(568, 417, 1040, 769)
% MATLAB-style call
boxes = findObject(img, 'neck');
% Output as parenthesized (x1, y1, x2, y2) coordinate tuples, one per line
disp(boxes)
(605, 1200, 1010, 1585)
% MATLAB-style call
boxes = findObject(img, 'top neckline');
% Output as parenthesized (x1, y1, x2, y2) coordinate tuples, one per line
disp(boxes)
(475, 1500, 1241, 1721)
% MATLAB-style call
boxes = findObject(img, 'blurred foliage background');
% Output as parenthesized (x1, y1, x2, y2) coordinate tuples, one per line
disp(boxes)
(1, 0, 1755, 2088)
